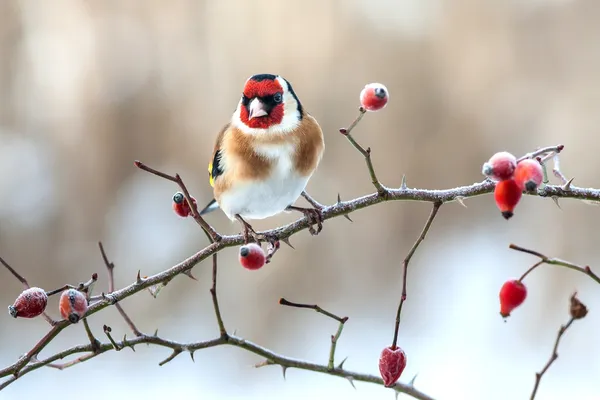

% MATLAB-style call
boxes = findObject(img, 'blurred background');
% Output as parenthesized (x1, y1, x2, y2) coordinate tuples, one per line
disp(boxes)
(1, 0, 599, 399)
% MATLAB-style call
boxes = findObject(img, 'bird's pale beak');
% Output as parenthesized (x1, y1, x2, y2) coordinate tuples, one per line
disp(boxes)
(248, 98, 268, 120)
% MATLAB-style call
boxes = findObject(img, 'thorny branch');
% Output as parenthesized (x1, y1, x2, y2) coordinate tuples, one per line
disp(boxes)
(1, 102, 598, 399)
(529, 293, 588, 400)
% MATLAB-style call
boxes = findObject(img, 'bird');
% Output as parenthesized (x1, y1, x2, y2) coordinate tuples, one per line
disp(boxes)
(199, 73, 325, 244)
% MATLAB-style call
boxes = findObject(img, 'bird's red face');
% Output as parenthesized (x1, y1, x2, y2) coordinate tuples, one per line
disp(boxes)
(239, 75, 286, 130)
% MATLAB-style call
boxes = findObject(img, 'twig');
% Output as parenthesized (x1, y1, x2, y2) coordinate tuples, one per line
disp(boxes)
(133, 160, 221, 242)
(98, 242, 142, 336)
(339, 107, 386, 194)
(392, 202, 442, 348)
(103, 325, 122, 351)
(509, 244, 600, 285)
(82, 319, 101, 353)
(529, 317, 575, 399)
(210, 253, 227, 338)
(279, 298, 348, 370)
(517, 144, 564, 162)
(44, 352, 97, 370)
(279, 298, 347, 323)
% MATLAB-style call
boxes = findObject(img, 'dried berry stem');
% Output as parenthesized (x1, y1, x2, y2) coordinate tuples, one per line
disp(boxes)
(518, 260, 545, 282)
(340, 107, 386, 194)
(391, 202, 442, 348)
(133, 160, 221, 242)
(98, 242, 142, 336)
(529, 317, 576, 400)
(509, 244, 600, 284)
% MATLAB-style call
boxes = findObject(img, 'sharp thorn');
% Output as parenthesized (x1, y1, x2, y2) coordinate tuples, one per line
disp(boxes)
(337, 193, 342, 204)
(343, 214, 353, 222)
(337, 356, 348, 370)
(190, 351, 195, 362)
(183, 269, 198, 281)
(281, 237, 295, 249)
(455, 196, 468, 208)
(408, 373, 419, 387)
(136, 270, 142, 283)
(401, 174, 407, 189)
(281, 365, 288, 380)
(154, 328, 159, 337)
(551, 196, 562, 210)
(394, 390, 400, 400)
(346, 376, 356, 389)
(563, 177, 574, 190)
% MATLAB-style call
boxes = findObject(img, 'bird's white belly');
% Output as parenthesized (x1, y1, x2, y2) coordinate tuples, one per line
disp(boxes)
(219, 173, 309, 220)
(218, 142, 311, 221)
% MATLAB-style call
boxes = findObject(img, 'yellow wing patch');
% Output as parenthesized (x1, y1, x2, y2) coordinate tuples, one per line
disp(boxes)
(208, 162, 214, 187)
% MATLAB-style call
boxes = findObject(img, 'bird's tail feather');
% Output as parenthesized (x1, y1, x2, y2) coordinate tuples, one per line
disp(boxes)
(199, 198, 219, 216)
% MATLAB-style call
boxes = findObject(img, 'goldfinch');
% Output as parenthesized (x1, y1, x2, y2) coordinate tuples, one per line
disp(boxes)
(199, 74, 325, 243)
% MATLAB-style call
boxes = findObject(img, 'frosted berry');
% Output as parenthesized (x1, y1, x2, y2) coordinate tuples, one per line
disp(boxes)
(360, 83, 389, 112)
(499, 279, 527, 318)
(514, 159, 544, 192)
(494, 179, 522, 219)
(239, 243, 266, 270)
(379, 345, 407, 387)
(172, 192, 197, 218)
(482, 151, 517, 181)
(8, 287, 48, 319)
(59, 289, 88, 323)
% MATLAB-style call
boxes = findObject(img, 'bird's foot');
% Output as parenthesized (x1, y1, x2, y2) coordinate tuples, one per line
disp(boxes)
(235, 215, 279, 246)
(287, 205, 323, 236)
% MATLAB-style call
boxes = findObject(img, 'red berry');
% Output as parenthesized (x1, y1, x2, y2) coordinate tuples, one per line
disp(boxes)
(360, 83, 389, 112)
(378, 345, 407, 387)
(499, 279, 527, 318)
(514, 159, 543, 192)
(8, 287, 48, 319)
(172, 192, 197, 218)
(482, 151, 517, 181)
(494, 179, 522, 219)
(239, 243, 266, 270)
(59, 289, 88, 323)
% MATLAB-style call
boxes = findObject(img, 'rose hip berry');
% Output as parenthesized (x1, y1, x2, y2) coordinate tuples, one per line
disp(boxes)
(360, 83, 389, 112)
(514, 159, 544, 192)
(494, 178, 522, 219)
(378, 345, 407, 387)
(482, 151, 517, 181)
(172, 192, 197, 218)
(239, 243, 266, 270)
(8, 287, 48, 319)
(59, 289, 88, 323)
(499, 279, 527, 318)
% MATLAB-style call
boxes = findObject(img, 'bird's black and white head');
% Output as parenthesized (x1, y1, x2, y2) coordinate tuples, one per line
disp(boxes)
(232, 74, 304, 135)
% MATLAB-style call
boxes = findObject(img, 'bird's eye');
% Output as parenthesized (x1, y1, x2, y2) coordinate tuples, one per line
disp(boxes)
(273, 93, 283, 103)
(241, 94, 250, 105)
